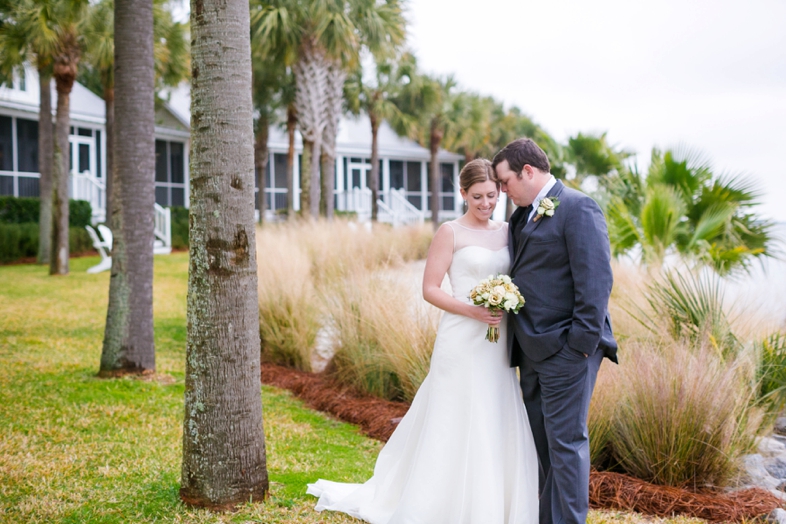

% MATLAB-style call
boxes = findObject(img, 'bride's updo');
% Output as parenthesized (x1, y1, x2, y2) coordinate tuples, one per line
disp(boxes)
(459, 158, 499, 193)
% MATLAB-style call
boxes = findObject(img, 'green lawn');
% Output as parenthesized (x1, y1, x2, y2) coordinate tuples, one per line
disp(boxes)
(0, 253, 704, 523)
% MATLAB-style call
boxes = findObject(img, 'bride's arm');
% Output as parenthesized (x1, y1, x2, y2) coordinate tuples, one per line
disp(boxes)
(422, 224, 501, 326)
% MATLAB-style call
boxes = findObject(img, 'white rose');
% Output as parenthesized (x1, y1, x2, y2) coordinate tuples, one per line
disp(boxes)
(505, 292, 518, 304)
(537, 206, 546, 215)
(493, 285, 506, 296)
(540, 198, 555, 210)
(501, 275, 512, 284)
(545, 209, 554, 217)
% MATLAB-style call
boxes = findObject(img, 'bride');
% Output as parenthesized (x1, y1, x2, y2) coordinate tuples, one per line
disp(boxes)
(307, 159, 539, 524)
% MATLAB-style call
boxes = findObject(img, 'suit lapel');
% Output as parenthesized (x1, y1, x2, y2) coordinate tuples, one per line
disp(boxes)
(508, 205, 527, 264)
(512, 180, 565, 270)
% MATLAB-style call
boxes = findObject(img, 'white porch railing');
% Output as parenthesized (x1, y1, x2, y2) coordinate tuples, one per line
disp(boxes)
(70, 170, 171, 255)
(336, 187, 425, 226)
(70, 170, 106, 224)
(154, 203, 172, 254)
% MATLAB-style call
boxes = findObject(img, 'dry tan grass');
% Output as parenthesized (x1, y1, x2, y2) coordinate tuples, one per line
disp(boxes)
(256, 220, 433, 373)
(326, 270, 439, 403)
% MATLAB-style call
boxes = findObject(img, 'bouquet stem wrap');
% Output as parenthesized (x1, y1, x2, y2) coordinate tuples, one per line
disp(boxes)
(486, 325, 500, 343)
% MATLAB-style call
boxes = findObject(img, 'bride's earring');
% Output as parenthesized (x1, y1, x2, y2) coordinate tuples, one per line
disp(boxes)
(463, 199, 468, 212)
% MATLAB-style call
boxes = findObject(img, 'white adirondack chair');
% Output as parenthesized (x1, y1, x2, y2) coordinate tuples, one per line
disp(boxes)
(85, 225, 113, 274)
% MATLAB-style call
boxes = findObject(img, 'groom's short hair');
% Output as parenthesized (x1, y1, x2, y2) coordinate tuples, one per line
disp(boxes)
(492, 138, 551, 178)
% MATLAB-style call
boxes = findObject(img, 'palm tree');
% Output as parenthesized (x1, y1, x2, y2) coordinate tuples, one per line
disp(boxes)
(564, 131, 632, 188)
(49, 0, 87, 275)
(605, 147, 777, 274)
(393, 69, 458, 229)
(344, 56, 407, 221)
(180, 0, 268, 508)
(82, 0, 188, 220)
(99, 0, 155, 375)
(251, 54, 287, 224)
(251, 0, 405, 219)
(0, 0, 58, 264)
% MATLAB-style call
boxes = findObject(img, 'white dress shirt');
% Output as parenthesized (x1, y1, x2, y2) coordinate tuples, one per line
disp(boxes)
(527, 175, 557, 222)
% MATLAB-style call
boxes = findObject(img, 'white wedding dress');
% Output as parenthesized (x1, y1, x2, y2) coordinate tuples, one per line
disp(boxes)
(308, 221, 539, 524)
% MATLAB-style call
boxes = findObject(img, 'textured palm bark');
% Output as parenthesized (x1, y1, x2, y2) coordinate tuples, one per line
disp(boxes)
(369, 116, 380, 222)
(428, 119, 443, 231)
(254, 116, 268, 225)
(37, 68, 54, 264)
(103, 86, 114, 220)
(320, 62, 344, 220)
(181, 0, 268, 509)
(50, 78, 72, 275)
(300, 139, 313, 216)
(293, 42, 328, 219)
(99, 0, 155, 375)
(285, 104, 296, 219)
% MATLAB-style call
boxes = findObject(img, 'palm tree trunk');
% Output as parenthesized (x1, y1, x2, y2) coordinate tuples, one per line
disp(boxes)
(255, 114, 269, 225)
(103, 84, 114, 222)
(99, 0, 155, 375)
(50, 79, 72, 275)
(320, 148, 335, 220)
(300, 139, 312, 216)
(180, 0, 268, 509)
(429, 120, 442, 231)
(37, 67, 54, 264)
(369, 116, 380, 222)
(285, 104, 296, 219)
(308, 133, 321, 218)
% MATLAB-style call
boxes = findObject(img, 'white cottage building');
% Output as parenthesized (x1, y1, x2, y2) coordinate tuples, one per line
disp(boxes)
(2, 66, 464, 226)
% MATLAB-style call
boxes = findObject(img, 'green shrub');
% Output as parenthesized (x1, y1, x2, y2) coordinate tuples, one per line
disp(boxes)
(0, 197, 92, 228)
(169, 206, 189, 249)
(756, 332, 786, 410)
(68, 200, 93, 228)
(0, 223, 94, 264)
(0, 223, 39, 263)
(0, 197, 39, 223)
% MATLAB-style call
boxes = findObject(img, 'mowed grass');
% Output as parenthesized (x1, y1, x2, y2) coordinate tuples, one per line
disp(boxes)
(0, 252, 705, 524)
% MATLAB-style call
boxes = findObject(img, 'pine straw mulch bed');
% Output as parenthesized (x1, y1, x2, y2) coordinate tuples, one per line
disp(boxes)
(261, 362, 782, 522)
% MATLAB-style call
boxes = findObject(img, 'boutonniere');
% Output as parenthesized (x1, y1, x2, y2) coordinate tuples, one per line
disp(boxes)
(533, 197, 560, 222)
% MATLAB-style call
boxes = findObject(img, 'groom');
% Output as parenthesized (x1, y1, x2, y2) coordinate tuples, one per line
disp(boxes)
(493, 139, 617, 524)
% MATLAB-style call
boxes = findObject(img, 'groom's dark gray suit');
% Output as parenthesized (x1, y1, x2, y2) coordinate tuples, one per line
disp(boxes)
(507, 179, 617, 524)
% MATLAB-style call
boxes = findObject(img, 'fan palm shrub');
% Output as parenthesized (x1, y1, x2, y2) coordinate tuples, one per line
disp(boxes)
(605, 147, 778, 275)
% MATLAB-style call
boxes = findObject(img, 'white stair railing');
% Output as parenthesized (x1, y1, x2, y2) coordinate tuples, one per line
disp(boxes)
(70, 170, 106, 224)
(154, 203, 172, 254)
(385, 188, 424, 226)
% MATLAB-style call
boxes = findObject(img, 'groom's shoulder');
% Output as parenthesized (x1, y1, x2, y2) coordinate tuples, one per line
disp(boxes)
(559, 185, 602, 211)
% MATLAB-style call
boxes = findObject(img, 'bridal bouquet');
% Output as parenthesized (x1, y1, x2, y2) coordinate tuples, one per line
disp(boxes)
(469, 274, 525, 343)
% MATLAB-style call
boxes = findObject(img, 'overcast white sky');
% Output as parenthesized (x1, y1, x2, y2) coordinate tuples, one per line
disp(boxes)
(406, 0, 786, 222)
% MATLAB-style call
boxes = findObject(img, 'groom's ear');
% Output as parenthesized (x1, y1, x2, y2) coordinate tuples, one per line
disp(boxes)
(521, 164, 534, 179)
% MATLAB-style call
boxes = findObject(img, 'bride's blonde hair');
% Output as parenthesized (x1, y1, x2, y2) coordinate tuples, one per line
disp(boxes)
(459, 159, 499, 193)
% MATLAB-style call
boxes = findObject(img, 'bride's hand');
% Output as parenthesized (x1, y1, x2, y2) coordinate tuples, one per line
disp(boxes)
(468, 306, 502, 326)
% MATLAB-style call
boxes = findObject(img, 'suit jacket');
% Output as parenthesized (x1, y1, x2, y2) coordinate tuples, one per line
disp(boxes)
(507, 180, 618, 366)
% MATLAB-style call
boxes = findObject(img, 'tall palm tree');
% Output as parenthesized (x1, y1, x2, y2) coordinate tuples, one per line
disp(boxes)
(605, 147, 777, 274)
(251, 0, 405, 219)
(82, 0, 188, 220)
(49, 0, 87, 275)
(251, 54, 286, 224)
(393, 69, 458, 229)
(0, 0, 58, 264)
(99, 0, 155, 375)
(181, 0, 268, 508)
(345, 55, 408, 221)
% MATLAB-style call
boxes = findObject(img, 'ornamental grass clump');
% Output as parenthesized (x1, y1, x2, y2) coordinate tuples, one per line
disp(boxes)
(610, 340, 763, 488)
(257, 226, 320, 372)
(326, 271, 439, 403)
